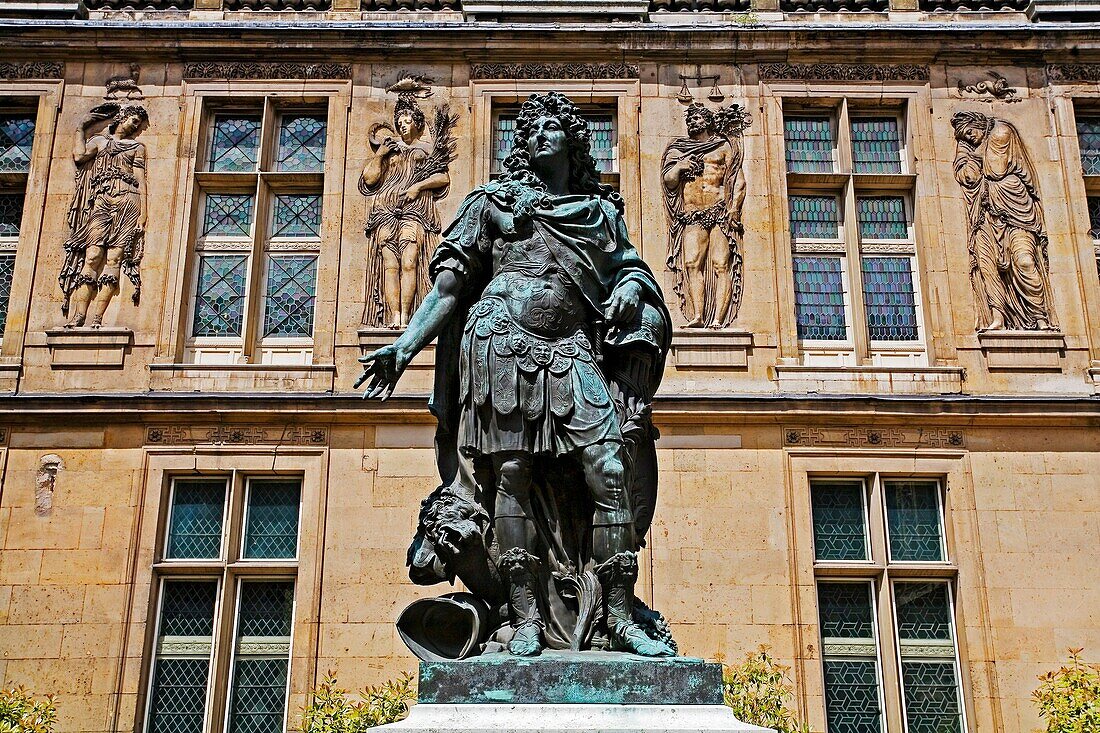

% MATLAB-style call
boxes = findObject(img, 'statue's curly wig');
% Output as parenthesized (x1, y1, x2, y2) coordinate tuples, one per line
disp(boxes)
(498, 92, 623, 220)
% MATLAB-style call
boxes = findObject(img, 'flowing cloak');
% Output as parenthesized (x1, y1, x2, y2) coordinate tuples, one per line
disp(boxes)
(360, 136, 449, 325)
(661, 134, 743, 326)
(412, 183, 672, 650)
(59, 135, 146, 311)
(955, 120, 1057, 329)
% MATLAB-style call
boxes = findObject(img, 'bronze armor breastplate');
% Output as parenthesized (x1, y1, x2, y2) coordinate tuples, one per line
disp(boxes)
(482, 234, 586, 337)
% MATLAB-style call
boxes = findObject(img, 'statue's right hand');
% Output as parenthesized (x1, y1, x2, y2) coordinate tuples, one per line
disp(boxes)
(355, 344, 410, 400)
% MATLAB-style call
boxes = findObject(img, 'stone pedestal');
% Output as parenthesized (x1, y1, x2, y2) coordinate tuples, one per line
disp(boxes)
(44, 327, 132, 368)
(977, 330, 1065, 370)
(379, 653, 772, 733)
(670, 330, 754, 369)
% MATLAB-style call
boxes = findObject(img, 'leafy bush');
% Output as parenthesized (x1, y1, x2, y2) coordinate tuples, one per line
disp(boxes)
(301, 671, 415, 733)
(721, 647, 812, 733)
(1033, 648, 1100, 733)
(0, 686, 57, 733)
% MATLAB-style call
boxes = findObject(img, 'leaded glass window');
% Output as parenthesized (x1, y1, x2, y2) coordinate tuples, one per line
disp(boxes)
(1078, 117, 1100, 176)
(784, 116, 834, 173)
(894, 582, 963, 733)
(862, 257, 919, 342)
(851, 117, 903, 175)
(209, 115, 261, 172)
(0, 115, 35, 173)
(857, 196, 907, 240)
(229, 581, 294, 733)
(0, 193, 24, 238)
(0, 252, 14, 337)
(147, 580, 218, 733)
(1088, 197, 1100, 239)
(262, 256, 317, 338)
(811, 481, 868, 561)
(166, 480, 226, 560)
(793, 256, 848, 341)
(885, 481, 944, 562)
(276, 114, 326, 173)
(818, 582, 883, 733)
(192, 255, 249, 338)
(203, 194, 254, 238)
(243, 480, 301, 559)
(271, 195, 321, 238)
(492, 110, 616, 175)
(789, 196, 840, 240)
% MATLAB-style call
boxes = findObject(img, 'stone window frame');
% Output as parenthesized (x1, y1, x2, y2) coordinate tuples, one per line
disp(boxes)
(786, 450, 981, 733)
(0, 82, 62, 370)
(469, 79, 644, 253)
(763, 83, 937, 369)
(121, 448, 327, 733)
(161, 80, 350, 372)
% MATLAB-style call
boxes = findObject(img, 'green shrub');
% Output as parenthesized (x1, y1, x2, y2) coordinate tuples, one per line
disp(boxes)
(721, 647, 812, 733)
(0, 686, 57, 733)
(301, 671, 415, 733)
(1033, 648, 1100, 733)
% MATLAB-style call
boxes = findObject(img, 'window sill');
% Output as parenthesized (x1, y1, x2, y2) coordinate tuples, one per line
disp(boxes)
(771, 363, 965, 394)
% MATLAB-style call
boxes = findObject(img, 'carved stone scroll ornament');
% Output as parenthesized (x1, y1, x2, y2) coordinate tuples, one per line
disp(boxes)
(661, 102, 751, 328)
(58, 69, 149, 329)
(758, 63, 930, 82)
(958, 72, 1019, 102)
(470, 63, 640, 80)
(951, 111, 1058, 332)
(360, 77, 458, 328)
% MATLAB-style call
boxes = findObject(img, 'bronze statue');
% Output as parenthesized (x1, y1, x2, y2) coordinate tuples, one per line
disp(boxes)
(59, 100, 148, 328)
(357, 92, 675, 659)
(662, 102, 750, 328)
(360, 77, 457, 329)
(951, 111, 1057, 332)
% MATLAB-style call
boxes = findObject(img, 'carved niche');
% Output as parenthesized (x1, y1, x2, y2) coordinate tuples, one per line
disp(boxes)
(58, 68, 149, 329)
(359, 76, 458, 328)
(661, 101, 751, 328)
(950, 111, 1058, 332)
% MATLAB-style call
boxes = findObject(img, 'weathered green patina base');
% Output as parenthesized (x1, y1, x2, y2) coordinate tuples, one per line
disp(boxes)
(417, 651, 723, 705)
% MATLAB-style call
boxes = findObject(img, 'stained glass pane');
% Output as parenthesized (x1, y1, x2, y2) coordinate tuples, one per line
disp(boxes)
(1078, 118, 1100, 176)
(0, 253, 14, 337)
(811, 481, 867, 561)
(262, 255, 317, 338)
(818, 582, 874, 638)
(166, 480, 226, 559)
(492, 114, 516, 173)
(209, 115, 261, 172)
(159, 581, 218, 638)
(862, 257, 919, 342)
(789, 196, 840, 240)
(192, 255, 248, 338)
(229, 658, 289, 733)
(0, 193, 24, 237)
(1088, 197, 1100, 238)
(148, 658, 210, 733)
(0, 115, 35, 173)
(784, 116, 834, 173)
(277, 114, 326, 172)
(794, 256, 848, 341)
(895, 582, 952, 641)
(901, 661, 962, 733)
(886, 481, 944, 562)
(857, 196, 907, 240)
(237, 581, 294, 638)
(824, 660, 883, 733)
(243, 480, 300, 559)
(851, 117, 903, 175)
(271, 195, 321, 238)
(493, 111, 615, 174)
(203, 194, 254, 238)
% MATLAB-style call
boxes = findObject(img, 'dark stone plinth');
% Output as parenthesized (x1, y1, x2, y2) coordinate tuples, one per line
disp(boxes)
(417, 651, 723, 705)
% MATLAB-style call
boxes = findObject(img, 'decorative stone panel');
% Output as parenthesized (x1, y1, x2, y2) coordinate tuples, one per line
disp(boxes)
(470, 63, 640, 80)
(919, 0, 1028, 9)
(781, 0, 887, 11)
(183, 62, 351, 80)
(649, 0, 749, 9)
(0, 62, 64, 79)
(759, 63, 930, 82)
(85, 0, 192, 8)
(784, 426, 966, 449)
(145, 425, 329, 446)
(361, 0, 457, 6)
(224, 0, 328, 9)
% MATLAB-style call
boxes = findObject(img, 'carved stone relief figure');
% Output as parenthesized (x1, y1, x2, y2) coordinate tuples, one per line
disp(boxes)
(661, 102, 750, 328)
(360, 76, 457, 328)
(951, 111, 1057, 331)
(59, 71, 148, 328)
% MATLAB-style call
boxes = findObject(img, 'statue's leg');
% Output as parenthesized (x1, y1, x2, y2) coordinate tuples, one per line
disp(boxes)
(493, 452, 543, 657)
(378, 226, 400, 328)
(708, 226, 732, 327)
(584, 442, 674, 657)
(88, 245, 123, 328)
(66, 245, 106, 328)
(1006, 228, 1051, 329)
(683, 224, 709, 327)
(398, 221, 421, 327)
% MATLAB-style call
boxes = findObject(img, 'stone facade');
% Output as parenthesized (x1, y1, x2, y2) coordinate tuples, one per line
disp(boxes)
(0, 7, 1098, 733)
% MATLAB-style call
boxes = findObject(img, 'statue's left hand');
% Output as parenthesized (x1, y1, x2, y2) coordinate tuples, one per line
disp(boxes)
(605, 281, 643, 324)
(355, 343, 411, 400)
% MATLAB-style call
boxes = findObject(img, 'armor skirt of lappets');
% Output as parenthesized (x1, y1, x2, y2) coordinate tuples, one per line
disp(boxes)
(458, 295, 620, 458)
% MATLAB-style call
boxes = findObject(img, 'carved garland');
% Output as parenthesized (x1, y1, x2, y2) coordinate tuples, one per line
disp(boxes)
(471, 63, 640, 80)
(759, 63, 929, 82)
(145, 425, 329, 446)
(0, 62, 64, 80)
(784, 426, 965, 449)
(183, 62, 352, 80)
(1047, 64, 1100, 83)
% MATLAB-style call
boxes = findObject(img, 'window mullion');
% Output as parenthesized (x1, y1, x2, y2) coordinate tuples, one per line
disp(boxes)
(242, 175, 269, 363)
(843, 178, 870, 364)
(877, 572, 906, 733)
